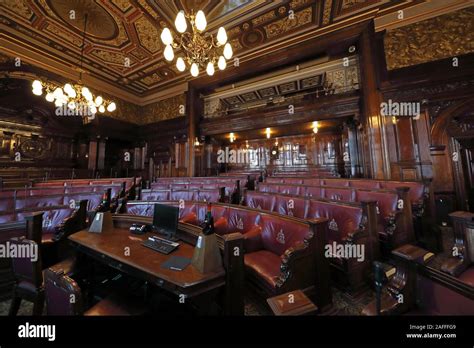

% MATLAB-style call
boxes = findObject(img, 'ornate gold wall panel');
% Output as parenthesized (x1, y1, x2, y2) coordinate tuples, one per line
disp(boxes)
(384, 7, 474, 70)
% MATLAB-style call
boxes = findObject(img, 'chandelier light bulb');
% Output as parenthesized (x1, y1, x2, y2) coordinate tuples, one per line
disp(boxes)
(176, 57, 186, 72)
(53, 87, 64, 99)
(99, 105, 105, 113)
(266, 128, 271, 139)
(32, 88, 43, 96)
(90, 105, 97, 114)
(84, 92, 93, 102)
(68, 88, 77, 98)
(54, 99, 62, 107)
(81, 86, 90, 96)
(95, 96, 103, 106)
(45, 93, 54, 102)
(223, 43, 233, 59)
(190, 63, 199, 77)
(175, 11, 187, 33)
(32, 80, 42, 90)
(160, 27, 173, 45)
(217, 27, 227, 45)
(64, 83, 73, 94)
(195, 10, 207, 31)
(107, 102, 116, 112)
(164, 45, 174, 61)
(218, 56, 227, 70)
(68, 101, 76, 110)
(206, 62, 215, 76)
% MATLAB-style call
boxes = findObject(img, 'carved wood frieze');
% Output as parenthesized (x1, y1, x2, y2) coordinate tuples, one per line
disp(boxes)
(384, 7, 474, 70)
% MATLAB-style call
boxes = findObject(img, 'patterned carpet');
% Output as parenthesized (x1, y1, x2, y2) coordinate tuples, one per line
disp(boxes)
(0, 285, 374, 316)
(3, 228, 456, 317)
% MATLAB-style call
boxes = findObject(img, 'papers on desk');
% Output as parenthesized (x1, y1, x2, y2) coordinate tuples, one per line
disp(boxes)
(161, 256, 191, 271)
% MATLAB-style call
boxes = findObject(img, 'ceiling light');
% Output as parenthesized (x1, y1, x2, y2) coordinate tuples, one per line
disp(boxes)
(218, 56, 227, 70)
(176, 57, 186, 72)
(175, 11, 187, 33)
(160, 27, 173, 45)
(195, 10, 207, 31)
(266, 128, 271, 139)
(190, 63, 199, 77)
(223, 43, 233, 59)
(206, 62, 215, 76)
(161, 10, 230, 77)
(217, 27, 227, 45)
(164, 45, 174, 61)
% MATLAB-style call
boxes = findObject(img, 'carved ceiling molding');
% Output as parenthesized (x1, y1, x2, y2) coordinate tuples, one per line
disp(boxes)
(384, 7, 474, 70)
(0, 0, 443, 105)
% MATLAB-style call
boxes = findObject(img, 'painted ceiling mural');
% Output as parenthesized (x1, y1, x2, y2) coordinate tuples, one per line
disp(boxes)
(1, 0, 422, 102)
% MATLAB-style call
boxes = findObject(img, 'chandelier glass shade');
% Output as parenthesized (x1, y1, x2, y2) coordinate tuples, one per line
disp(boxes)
(32, 80, 116, 115)
(160, 10, 233, 77)
(31, 13, 116, 119)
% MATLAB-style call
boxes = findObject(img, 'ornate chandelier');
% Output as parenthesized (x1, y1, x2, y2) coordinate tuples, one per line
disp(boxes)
(31, 14, 116, 119)
(160, 10, 233, 77)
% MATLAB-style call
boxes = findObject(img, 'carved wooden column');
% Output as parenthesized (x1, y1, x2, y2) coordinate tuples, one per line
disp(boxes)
(358, 21, 390, 179)
(186, 86, 201, 177)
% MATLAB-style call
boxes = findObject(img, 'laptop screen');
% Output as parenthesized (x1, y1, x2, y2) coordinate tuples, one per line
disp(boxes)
(153, 203, 179, 235)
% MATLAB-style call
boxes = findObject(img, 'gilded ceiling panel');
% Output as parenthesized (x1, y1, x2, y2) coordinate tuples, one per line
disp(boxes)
(384, 7, 474, 70)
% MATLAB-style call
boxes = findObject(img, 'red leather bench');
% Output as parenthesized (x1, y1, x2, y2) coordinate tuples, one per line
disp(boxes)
(244, 191, 378, 292)
(120, 200, 331, 308)
(257, 182, 414, 250)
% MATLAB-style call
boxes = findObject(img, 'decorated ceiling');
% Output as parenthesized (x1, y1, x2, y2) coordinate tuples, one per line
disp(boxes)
(0, 0, 471, 104)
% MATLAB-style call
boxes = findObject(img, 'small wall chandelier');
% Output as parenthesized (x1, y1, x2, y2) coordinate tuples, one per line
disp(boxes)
(160, 10, 233, 77)
(31, 14, 116, 119)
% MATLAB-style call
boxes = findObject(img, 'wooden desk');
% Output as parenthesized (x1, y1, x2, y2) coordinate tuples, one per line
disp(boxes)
(68, 215, 244, 314)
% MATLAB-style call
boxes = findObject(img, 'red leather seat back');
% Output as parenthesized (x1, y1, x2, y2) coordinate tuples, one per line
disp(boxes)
(197, 189, 220, 202)
(18, 208, 74, 236)
(279, 185, 301, 196)
(355, 190, 398, 218)
(141, 190, 170, 201)
(188, 183, 202, 190)
(64, 193, 101, 211)
(170, 184, 188, 190)
(178, 202, 196, 221)
(125, 203, 154, 216)
(305, 186, 323, 199)
(16, 195, 64, 210)
(259, 214, 309, 256)
(202, 183, 218, 190)
(150, 184, 169, 190)
(306, 200, 362, 242)
(226, 208, 261, 234)
(29, 188, 65, 196)
(323, 187, 355, 202)
(259, 184, 279, 194)
(274, 195, 307, 218)
(322, 179, 349, 187)
(245, 192, 275, 211)
(303, 178, 321, 186)
(381, 181, 424, 204)
(284, 178, 303, 185)
(170, 190, 196, 201)
(0, 191, 16, 198)
(266, 177, 282, 184)
(0, 213, 17, 223)
(64, 186, 91, 194)
(0, 198, 15, 212)
(349, 180, 380, 189)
